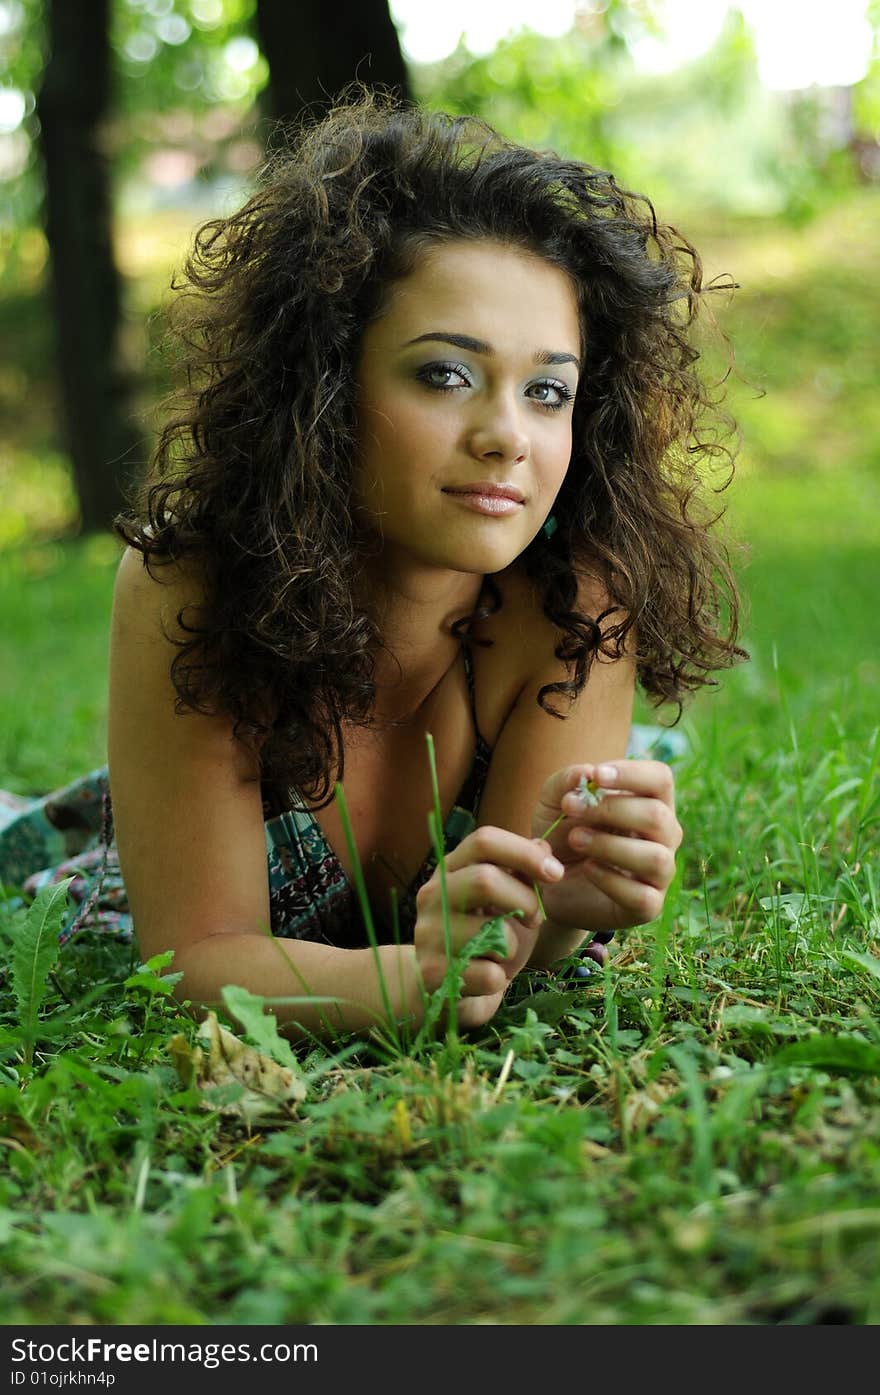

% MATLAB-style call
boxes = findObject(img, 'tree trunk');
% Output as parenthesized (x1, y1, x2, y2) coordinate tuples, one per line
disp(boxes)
(255, 0, 410, 125)
(36, 0, 140, 534)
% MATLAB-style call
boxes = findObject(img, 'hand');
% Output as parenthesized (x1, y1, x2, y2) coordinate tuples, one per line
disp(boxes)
(414, 825, 567, 1027)
(530, 761, 683, 958)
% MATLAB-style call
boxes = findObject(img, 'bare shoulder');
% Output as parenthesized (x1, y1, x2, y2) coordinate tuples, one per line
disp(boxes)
(479, 559, 614, 687)
(112, 544, 208, 641)
(109, 543, 253, 775)
(108, 545, 268, 960)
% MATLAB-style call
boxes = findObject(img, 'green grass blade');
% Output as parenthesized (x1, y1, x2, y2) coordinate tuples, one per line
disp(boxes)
(667, 1044, 716, 1199)
(334, 780, 398, 1045)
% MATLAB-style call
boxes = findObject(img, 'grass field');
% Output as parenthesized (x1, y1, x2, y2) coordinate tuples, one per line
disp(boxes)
(0, 193, 878, 1325)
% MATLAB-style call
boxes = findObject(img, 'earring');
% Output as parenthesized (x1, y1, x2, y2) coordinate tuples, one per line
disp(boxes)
(542, 513, 558, 539)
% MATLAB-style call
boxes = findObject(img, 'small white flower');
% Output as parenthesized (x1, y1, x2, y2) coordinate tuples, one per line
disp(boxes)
(575, 774, 605, 808)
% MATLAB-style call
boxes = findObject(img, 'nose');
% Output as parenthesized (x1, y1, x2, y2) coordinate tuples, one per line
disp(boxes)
(466, 393, 530, 464)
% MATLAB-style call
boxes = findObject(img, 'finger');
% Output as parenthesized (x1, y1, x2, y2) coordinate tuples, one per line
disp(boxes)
(455, 863, 551, 923)
(441, 824, 567, 884)
(463, 910, 522, 962)
(421, 830, 565, 905)
(417, 898, 541, 980)
(566, 797, 682, 849)
(578, 858, 666, 925)
(567, 826, 675, 888)
(419, 916, 517, 960)
(419, 933, 514, 999)
(561, 759, 677, 812)
(456, 989, 506, 1029)
(460, 958, 508, 998)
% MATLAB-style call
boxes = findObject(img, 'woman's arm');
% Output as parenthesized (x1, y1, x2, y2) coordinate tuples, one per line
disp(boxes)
(481, 632, 637, 968)
(107, 547, 424, 1040)
(173, 933, 424, 1039)
(471, 566, 677, 970)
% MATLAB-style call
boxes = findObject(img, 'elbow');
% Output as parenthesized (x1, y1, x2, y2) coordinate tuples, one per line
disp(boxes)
(138, 927, 265, 1009)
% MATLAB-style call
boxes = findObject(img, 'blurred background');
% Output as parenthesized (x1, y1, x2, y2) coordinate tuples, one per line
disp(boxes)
(1, 0, 878, 789)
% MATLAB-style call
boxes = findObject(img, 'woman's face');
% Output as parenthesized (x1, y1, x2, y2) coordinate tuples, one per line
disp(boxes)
(352, 239, 581, 579)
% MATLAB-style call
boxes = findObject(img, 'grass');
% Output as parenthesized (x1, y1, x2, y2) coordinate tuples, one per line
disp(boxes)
(1, 192, 879, 1325)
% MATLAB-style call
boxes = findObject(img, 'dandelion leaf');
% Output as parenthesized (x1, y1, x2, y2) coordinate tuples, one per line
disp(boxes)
(841, 948, 880, 982)
(468, 914, 516, 962)
(419, 911, 523, 1039)
(772, 1035, 880, 1076)
(11, 878, 73, 1054)
(504, 985, 582, 1027)
(220, 983, 301, 1069)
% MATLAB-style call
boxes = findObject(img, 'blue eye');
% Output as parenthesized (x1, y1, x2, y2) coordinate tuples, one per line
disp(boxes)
(528, 380, 575, 411)
(416, 361, 472, 392)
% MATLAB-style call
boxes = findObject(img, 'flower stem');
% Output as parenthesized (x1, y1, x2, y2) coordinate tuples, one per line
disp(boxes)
(532, 811, 571, 922)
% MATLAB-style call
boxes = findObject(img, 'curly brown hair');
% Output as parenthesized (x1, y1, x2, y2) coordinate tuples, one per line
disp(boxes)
(117, 87, 747, 811)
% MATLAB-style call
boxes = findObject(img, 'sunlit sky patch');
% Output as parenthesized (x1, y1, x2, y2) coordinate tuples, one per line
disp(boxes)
(739, 0, 872, 89)
(390, 0, 873, 90)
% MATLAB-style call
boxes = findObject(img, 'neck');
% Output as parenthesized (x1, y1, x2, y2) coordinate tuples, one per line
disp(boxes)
(361, 570, 486, 726)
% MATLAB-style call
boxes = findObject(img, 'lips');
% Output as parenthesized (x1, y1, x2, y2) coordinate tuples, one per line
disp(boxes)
(442, 483, 525, 503)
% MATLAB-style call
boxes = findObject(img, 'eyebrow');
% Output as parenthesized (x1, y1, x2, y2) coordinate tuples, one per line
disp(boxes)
(402, 331, 580, 371)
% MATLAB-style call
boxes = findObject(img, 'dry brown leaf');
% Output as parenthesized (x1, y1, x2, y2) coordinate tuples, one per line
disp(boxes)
(168, 1012, 306, 1125)
(623, 1078, 678, 1135)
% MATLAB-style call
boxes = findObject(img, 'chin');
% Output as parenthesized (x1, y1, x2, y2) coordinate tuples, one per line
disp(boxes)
(446, 542, 522, 574)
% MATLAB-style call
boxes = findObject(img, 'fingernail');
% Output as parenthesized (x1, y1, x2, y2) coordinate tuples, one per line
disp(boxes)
(571, 829, 592, 850)
(543, 856, 565, 878)
(597, 764, 617, 784)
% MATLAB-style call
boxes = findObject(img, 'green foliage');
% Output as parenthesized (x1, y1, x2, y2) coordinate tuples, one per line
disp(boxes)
(0, 535, 121, 790)
(221, 982, 301, 1069)
(7, 877, 70, 1067)
(414, 24, 627, 173)
(110, 0, 268, 181)
(0, 0, 45, 231)
(772, 1036, 880, 1075)
(416, 5, 876, 220)
(0, 0, 268, 285)
(1, 702, 880, 1321)
(852, 0, 880, 141)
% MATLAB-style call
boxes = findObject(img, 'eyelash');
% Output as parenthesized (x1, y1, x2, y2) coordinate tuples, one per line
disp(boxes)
(415, 361, 575, 412)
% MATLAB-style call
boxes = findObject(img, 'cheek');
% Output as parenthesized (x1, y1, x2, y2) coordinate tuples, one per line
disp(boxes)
(360, 393, 454, 470)
(540, 420, 573, 479)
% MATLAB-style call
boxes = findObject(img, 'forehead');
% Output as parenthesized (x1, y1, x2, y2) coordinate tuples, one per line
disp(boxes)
(366, 239, 582, 354)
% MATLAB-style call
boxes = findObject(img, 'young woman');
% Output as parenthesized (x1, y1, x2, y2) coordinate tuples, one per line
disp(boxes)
(4, 92, 744, 1037)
